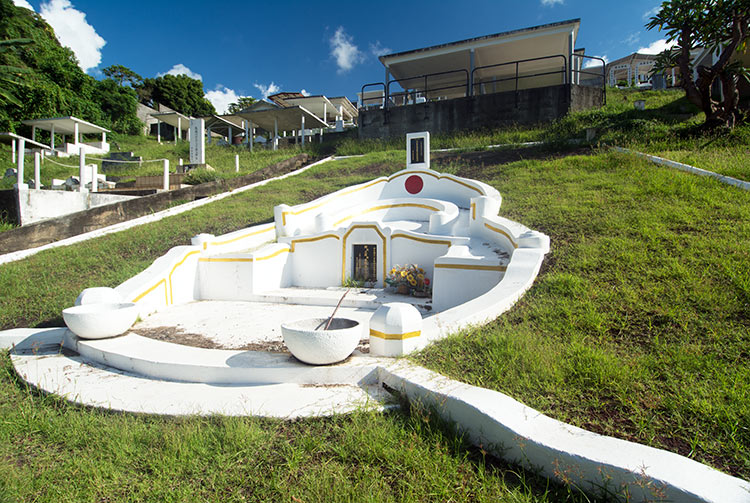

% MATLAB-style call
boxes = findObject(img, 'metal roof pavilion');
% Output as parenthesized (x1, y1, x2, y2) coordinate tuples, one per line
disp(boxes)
(379, 19, 581, 99)
(21, 116, 109, 135)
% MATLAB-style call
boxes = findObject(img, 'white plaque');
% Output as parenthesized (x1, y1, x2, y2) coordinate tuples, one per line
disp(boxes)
(406, 132, 430, 170)
(189, 118, 205, 165)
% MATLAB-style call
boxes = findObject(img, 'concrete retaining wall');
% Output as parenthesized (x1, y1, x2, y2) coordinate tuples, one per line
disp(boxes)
(0, 154, 310, 255)
(16, 189, 138, 225)
(359, 84, 603, 139)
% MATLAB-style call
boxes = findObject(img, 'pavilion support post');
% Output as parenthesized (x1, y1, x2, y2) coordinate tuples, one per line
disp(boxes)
(384, 66, 390, 109)
(157, 120, 161, 143)
(568, 31, 575, 84)
(74, 122, 80, 145)
(249, 121, 253, 152)
(323, 103, 327, 127)
(163, 159, 169, 191)
(79, 147, 87, 193)
(16, 139, 25, 187)
(11, 137, 15, 164)
(469, 48, 475, 97)
(31, 126, 36, 142)
(177, 117, 182, 143)
(301, 116, 305, 146)
(50, 124, 55, 151)
(273, 117, 278, 151)
(91, 163, 97, 192)
(228, 126, 233, 145)
(320, 127, 323, 143)
(34, 152, 41, 189)
(244, 120, 249, 145)
(102, 131, 106, 145)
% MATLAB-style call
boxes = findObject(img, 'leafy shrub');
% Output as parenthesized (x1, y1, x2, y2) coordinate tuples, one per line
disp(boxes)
(184, 168, 221, 185)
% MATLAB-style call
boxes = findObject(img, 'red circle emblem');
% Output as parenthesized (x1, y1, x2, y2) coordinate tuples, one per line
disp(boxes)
(405, 175, 423, 194)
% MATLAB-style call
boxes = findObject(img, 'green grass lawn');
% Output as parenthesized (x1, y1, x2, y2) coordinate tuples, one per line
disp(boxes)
(418, 149, 750, 480)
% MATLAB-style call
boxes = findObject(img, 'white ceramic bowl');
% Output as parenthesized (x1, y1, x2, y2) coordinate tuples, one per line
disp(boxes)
(62, 302, 139, 340)
(281, 318, 361, 365)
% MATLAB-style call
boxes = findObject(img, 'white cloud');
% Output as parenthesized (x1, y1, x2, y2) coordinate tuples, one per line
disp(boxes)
(254, 81, 280, 99)
(541, 0, 563, 5)
(638, 38, 677, 55)
(39, 0, 105, 72)
(624, 32, 640, 46)
(12, 0, 34, 10)
(583, 55, 609, 68)
(369, 41, 391, 57)
(300, 89, 310, 96)
(157, 63, 202, 81)
(205, 85, 240, 114)
(643, 6, 660, 20)
(329, 26, 364, 73)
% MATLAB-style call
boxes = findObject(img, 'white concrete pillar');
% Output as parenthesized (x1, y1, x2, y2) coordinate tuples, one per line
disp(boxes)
(179, 158, 183, 168)
(207, 125, 212, 145)
(186, 125, 190, 141)
(235, 154, 239, 173)
(102, 131, 106, 144)
(301, 115, 305, 146)
(228, 125, 233, 144)
(31, 126, 36, 141)
(78, 147, 86, 193)
(273, 117, 278, 151)
(16, 139, 25, 186)
(243, 120, 249, 145)
(74, 122, 79, 145)
(248, 121, 253, 152)
(177, 117, 182, 142)
(568, 31, 575, 84)
(50, 124, 55, 150)
(157, 119, 161, 143)
(11, 137, 16, 164)
(90, 163, 97, 192)
(320, 127, 323, 143)
(323, 103, 327, 126)
(163, 159, 170, 191)
(34, 152, 41, 189)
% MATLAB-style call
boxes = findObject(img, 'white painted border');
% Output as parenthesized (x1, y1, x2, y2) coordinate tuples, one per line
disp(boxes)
(380, 363, 750, 503)
(614, 147, 750, 191)
(0, 156, 335, 266)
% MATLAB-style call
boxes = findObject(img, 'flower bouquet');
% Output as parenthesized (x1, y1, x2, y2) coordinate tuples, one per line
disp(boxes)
(386, 264, 431, 296)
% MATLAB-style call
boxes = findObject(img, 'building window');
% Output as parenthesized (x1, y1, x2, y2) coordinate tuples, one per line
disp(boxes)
(352, 244, 377, 283)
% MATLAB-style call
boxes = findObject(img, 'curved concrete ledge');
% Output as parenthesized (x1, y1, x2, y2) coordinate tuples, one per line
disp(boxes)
(381, 363, 750, 503)
(62, 331, 385, 386)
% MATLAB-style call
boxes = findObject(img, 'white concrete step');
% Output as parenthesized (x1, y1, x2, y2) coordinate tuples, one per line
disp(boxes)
(249, 287, 434, 313)
(10, 344, 395, 418)
(63, 330, 387, 386)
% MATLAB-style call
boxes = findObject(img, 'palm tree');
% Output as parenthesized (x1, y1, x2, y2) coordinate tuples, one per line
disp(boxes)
(0, 38, 32, 106)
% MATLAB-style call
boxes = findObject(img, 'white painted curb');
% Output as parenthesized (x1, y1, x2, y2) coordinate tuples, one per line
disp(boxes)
(381, 363, 750, 503)
(0, 156, 335, 266)
(614, 147, 750, 191)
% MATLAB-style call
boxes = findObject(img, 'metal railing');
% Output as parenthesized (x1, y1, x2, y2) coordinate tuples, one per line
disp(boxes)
(571, 54, 607, 105)
(359, 53, 606, 109)
(470, 54, 568, 97)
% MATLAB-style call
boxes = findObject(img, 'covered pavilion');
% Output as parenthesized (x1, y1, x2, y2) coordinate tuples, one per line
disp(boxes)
(377, 19, 584, 105)
(21, 116, 110, 156)
(150, 111, 191, 143)
(236, 101, 328, 150)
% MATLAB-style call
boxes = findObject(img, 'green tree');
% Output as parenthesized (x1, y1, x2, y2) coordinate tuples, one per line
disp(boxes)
(647, 0, 750, 128)
(0, 38, 31, 106)
(139, 74, 215, 117)
(102, 64, 142, 88)
(94, 78, 142, 134)
(227, 96, 256, 114)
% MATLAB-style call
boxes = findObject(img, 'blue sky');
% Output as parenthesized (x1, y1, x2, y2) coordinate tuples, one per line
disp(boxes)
(12, 0, 674, 113)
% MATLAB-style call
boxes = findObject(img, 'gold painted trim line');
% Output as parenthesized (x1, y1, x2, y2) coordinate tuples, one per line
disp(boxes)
(483, 222, 519, 249)
(369, 329, 421, 340)
(168, 250, 201, 304)
(282, 178, 388, 225)
(333, 203, 441, 227)
(391, 233, 452, 246)
(471, 202, 476, 220)
(208, 226, 274, 247)
(290, 234, 340, 252)
(254, 248, 289, 261)
(132, 278, 168, 304)
(199, 257, 253, 263)
(435, 263, 507, 272)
